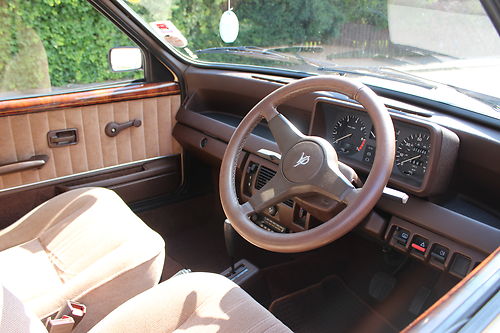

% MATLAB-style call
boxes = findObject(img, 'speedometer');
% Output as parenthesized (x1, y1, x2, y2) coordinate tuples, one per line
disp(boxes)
(396, 133, 430, 177)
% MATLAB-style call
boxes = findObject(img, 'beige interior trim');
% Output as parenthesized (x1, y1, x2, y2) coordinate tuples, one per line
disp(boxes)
(0, 95, 181, 190)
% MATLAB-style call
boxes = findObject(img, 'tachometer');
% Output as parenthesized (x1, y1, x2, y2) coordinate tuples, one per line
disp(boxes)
(396, 133, 430, 177)
(332, 115, 367, 155)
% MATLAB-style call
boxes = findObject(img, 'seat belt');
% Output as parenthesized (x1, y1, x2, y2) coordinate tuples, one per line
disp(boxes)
(45, 300, 87, 333)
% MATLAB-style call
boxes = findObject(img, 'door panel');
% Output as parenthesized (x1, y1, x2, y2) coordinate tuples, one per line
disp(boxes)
(0, 82, 181, 191)
(60, 155, 181, 204)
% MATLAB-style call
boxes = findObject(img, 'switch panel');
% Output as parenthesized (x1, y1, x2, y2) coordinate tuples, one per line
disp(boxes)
(386, 217, 486, 276)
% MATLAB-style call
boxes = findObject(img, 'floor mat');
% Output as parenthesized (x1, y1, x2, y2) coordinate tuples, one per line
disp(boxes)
(256, 234, 457, 330)
(270, 275, 397, 333)
(163, 223, 231, 275)
(138, 194, 231, 281)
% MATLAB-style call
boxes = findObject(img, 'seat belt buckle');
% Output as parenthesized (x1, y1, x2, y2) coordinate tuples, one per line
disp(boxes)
(45, 316, 74, 333)
(55, 300, 87, 327)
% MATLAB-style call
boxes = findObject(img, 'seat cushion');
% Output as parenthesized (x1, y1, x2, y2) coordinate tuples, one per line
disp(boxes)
(0, 282, 47, 333)
(89, 272, 292, 333)
(0, 187, 165, 332)
(0, 239, 62, 302)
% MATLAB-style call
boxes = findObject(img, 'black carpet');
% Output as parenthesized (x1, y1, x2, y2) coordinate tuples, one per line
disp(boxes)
(270, 275, 397, 333)
(137, 193, 231, 281)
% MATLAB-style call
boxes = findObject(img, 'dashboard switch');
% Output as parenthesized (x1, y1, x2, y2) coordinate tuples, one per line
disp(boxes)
(411, 236, 428, 255)
(394, 227, 410, 246)
(247, 162, 259, 175)
(294, 207, 308, 228)
(450, 254, 471, 277)
(430, 244, 448, 264)
(363, 144, 375, 164)
(244, 162, 260, 195)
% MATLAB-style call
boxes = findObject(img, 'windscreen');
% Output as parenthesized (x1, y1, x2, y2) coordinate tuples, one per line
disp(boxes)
(120, 0, 500, 118)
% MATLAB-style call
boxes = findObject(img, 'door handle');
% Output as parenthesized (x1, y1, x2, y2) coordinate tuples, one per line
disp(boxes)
(0, 155, 49, 176)
(47, 128, 78, 147)
(105, 119, 142, 137)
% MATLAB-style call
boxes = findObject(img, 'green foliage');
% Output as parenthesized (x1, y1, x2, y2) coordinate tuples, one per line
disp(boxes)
(130, 0, 174, 21)
(342, 0, 388, 28)
(170, 0, 227, 51)
(167, 0, 387, 51)
(163, 0, 347, 50)
(236, 0, 345, 46)
(0, 0, 389, 95)
(0, 0, 139, 93)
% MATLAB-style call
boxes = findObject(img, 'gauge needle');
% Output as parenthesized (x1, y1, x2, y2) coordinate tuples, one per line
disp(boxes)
(333, 133, 352, 143)
(399, 155, 422, 165)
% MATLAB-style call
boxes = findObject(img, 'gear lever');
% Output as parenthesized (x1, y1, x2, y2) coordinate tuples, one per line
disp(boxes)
(222, 219, 260, 285)
(224, 219, 237, 274)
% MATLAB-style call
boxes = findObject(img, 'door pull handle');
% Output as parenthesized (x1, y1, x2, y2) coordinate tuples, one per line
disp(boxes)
(47, 128, 78, 147)
(0, 155, 49, 176)
(105, 119, 142, 137)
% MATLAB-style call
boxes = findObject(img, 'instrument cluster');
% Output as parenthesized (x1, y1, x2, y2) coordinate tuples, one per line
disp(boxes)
(313, 100, 435, 189)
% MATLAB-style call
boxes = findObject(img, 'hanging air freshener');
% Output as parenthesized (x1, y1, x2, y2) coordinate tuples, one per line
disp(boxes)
(219, 0, 239, 43)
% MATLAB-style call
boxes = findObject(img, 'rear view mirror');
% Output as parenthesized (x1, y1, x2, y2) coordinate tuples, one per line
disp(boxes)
(109, 47, 143, 72)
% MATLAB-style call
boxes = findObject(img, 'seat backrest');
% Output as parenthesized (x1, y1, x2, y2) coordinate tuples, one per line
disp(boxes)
(0, 281, 47, 333)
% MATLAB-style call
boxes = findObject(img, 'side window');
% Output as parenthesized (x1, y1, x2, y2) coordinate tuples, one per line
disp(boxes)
(0, 0, 143, 100)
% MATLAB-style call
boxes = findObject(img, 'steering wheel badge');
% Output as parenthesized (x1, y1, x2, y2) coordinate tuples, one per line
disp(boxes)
(282, 141, 324, 183)
(294, 152, 311, 167)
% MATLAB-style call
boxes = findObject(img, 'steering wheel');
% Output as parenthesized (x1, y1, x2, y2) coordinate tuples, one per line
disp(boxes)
(220, 76, 395, 253)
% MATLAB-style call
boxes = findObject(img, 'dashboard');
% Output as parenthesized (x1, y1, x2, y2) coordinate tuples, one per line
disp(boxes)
(310, 98, 459, 196)
(173, 69, 499, 277)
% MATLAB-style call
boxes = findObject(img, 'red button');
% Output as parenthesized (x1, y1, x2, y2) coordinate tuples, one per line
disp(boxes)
(411, 243, 426, 253)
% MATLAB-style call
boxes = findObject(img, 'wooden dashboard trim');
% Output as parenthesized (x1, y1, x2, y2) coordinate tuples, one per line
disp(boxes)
(0, 81, 180, 117)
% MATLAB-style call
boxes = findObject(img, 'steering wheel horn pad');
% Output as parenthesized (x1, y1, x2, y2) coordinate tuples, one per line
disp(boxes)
(282, 141, 324, 183)
(220, 76, 395, 253)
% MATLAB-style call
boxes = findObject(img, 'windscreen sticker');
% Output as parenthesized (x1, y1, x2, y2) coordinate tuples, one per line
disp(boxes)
(150, 20, 188, 48)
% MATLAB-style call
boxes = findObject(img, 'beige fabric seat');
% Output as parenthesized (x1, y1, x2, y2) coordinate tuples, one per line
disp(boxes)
(89, 272, 291, 333)
(0, 187, 165, 332)
(0, 272, 291, 333)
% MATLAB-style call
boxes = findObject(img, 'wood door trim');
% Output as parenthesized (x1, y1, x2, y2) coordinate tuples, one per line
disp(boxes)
(0, 82, 180, 117)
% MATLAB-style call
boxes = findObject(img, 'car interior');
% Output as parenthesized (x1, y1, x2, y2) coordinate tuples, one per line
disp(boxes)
(0, 0, 499, 332)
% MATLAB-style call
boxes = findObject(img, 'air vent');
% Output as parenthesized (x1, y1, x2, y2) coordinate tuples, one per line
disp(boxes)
(255, 166, 294, 208)
(255, 166, 276, 190)
(251, 75, 293, 85)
